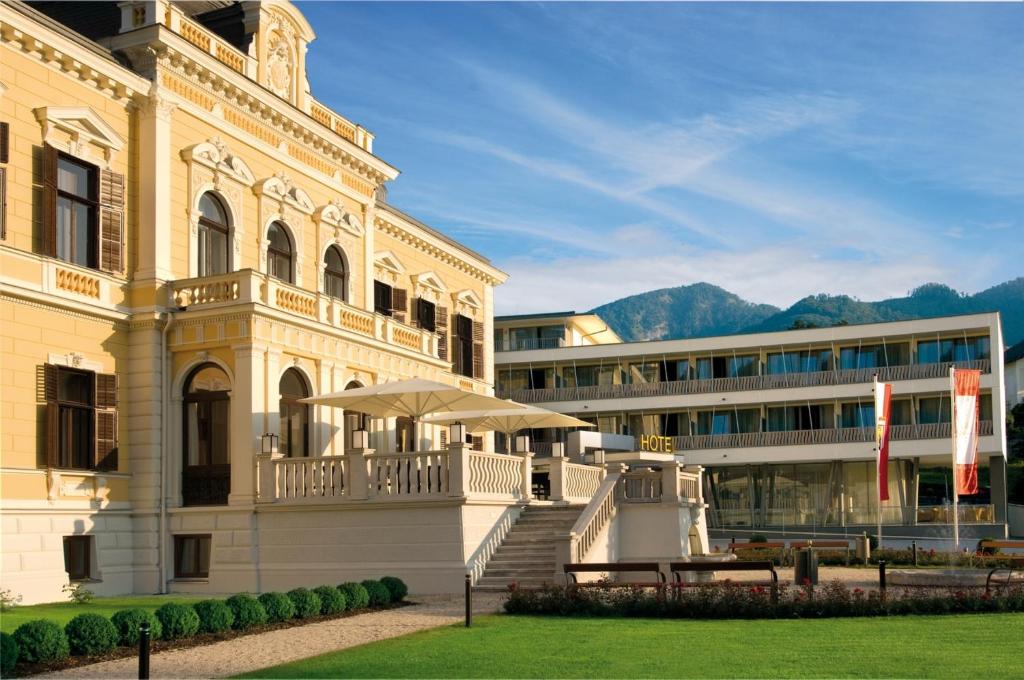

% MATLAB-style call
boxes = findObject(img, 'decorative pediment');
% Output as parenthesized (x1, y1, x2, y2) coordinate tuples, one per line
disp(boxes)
(181, 138, 255, 186)
(33, 106, 124, 165)
(451, 289, 483, 316)
(315, 200, 363, 238)
(253, 172, 315, 214)
(374, 250, 405, 284)
(411, 271, 448, 299)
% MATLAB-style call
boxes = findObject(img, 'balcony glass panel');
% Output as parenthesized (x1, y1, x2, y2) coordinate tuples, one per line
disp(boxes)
(918, 396, 951, 424)
(767, 404, 830, 431)
(918, 337, 990, 364)
(696, 408, 760, 435)
(839, 343, 908, 369)
(766, 349, 832, 374)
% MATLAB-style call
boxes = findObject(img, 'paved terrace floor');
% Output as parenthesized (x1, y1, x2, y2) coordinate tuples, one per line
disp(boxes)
(42, 568, 887, 679)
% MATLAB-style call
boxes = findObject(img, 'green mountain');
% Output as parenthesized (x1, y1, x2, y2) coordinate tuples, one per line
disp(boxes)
(591, 278, 1024, 346)
(590, 282, 780, 341)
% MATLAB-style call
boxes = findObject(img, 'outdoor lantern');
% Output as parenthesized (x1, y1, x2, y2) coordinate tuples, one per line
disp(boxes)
(551, 442, 565, 458)
(449, 423, 466, 446)
(594, 449, 606, 464)
(351, 429, 370, 450)
(261, 433, 279, 455)
(515, 435, 531, 453)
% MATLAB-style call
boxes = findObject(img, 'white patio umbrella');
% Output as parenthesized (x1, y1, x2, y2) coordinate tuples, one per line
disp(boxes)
(421, 404, 594, 453)
(299, 378, 524, 450)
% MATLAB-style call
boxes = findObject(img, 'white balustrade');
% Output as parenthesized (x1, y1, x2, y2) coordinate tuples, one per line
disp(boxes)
(274, 455, 347, 501)
(467, 451, 525, 500)
(368, 451, 450, 498)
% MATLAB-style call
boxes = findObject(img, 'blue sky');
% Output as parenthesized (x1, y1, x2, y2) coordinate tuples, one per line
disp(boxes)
(300, 2, 1024, 315)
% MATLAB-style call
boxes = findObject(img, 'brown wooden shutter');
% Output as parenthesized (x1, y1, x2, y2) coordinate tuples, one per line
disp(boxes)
(470, 435, 483, 451)
(439, 429, 447, 449)
(95, 373, 117, 409)
(95, 410, 118, 471)
(436, 305, 449, 362)
(42, 143, 58, 257)
(472, 320, 485, 379)
(391, 288, 407, 323)
(0, 167, 6, 241)
(46, 401, 60, 468)
(99, 169, 124, 273)
(44, 363, 59, 401)
(0, 122, 8, 164)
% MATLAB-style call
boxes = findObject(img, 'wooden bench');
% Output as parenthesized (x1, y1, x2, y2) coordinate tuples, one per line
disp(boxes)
(728, 541, 787, 565)
(790, 540, 853, 566)
(670, 560, 779, 603)
(978, 540, 1024, 563)
(563, 562, 666, 589)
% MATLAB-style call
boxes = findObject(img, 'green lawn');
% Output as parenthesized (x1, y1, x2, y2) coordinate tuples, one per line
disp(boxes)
(1, 594, 202, 633)
(239, 613, 1024, 679)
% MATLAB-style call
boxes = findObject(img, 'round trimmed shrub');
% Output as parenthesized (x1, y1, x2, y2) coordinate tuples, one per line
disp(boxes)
(287, 587, 321, 619)
(338, 582, 369, 610)
(154, 603, 200, 640)
(225, 593, 268, 630)
(258, 592, 295, 623)
(313, 585, 346, 615)
(65, 613, 119, 656)
(13, 619, 69, 663)
(1, 631, 19, 675)
(192, 599, 234, 634)
(110, 609, 162, 647)
(360, 579, 392, 607)
(379, 576, 408, 602)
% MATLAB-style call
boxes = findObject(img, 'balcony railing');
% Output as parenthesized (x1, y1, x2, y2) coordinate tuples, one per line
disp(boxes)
(669, 420, 994, 451)
(495, 336, 566, 352)
(496, 359, 991, 403)
(171, 269, 437, 359)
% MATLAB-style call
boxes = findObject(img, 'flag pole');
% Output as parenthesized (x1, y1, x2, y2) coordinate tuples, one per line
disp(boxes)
(874, 375, 882, 550)
(950, 366, 959, 553)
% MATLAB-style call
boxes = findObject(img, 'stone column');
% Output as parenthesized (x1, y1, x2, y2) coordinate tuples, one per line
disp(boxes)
(661, 461, 682, 503)
(519, 452, 534, 501)
(229, 344, 266, 505)
(363, 203, 376, 312)
(447, 442, 470, 498)
(549, 456, 566, 503)
(136, 86, 176, 281)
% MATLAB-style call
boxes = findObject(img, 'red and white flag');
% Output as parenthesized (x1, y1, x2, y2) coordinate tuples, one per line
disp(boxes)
(874, 379, 892, 502)
(952, 368, 981, 496)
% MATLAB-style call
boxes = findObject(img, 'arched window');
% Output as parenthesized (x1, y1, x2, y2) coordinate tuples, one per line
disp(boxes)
(342, 380, 368, 451)
(197, 193, 229, 276)
(279, 368, 309, 458)
(267, 222, 293, 283)
(182, 364, 231, 506)
(324, 245, 348, 302)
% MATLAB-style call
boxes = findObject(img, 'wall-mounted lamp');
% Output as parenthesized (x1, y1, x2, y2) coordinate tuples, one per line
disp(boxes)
(261, 433, 279, 455)
(551, 442, 565, 458)
(515, 435, 531, 453)
(449, 423, 466, 446)
(351, 429, 370, 450)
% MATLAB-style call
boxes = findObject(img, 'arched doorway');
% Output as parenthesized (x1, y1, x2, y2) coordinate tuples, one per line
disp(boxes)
(182, 363, 231, 506)
(280, 368, 310, 458)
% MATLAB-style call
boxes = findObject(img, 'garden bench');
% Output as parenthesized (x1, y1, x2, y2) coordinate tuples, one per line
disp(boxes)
(670, 560, 779, 603)
(789, 539, 853, 566)
(977, 540, 1024, 563)
(728, 541, 787, 565)
(563, 562, 666, 589)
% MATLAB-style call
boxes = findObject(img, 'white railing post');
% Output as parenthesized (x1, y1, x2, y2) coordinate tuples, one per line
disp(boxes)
(549, 455, 566, 503)
(448, 441, 471, 498)
(661, 461, 681, 503)
(256, 451, 283, 503)
(346, 431, 372, 500)
(519, 452, 534, 500)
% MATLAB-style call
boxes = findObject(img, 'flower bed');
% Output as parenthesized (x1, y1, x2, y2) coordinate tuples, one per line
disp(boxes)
(503, 581, 1024, 620)
(6, 577, 407, 677)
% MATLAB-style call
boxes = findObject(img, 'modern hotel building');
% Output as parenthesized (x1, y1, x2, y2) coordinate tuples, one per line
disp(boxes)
(495, 311, 1010, 540)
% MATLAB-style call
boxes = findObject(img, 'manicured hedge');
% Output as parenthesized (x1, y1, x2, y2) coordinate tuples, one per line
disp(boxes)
(155, 603, 200, 640)
(225, 593, 268, 630)
(338, 582, 370, 610)
(287, 588, 322, 619)
(110, 608, 163, 647)
(65, 613, 119, 656)
(193, 599, 235, 633)
(259, 592, 296, 623)
(380, 576, 409, 602)
(314, 585, 347, 615)
(12, 619, 70, 663)
(1, 631, 20, 675)
(361, 580, 392, 607)
(504, 581, 1024, 620)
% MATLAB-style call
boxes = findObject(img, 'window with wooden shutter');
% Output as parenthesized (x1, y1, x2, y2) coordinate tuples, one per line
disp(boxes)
(0, 121, 9, 164)
(454, 314, 473, 377)
(470, 435, 484, 451)
(436, 305, 449, 362)
(472, 320, 485, 379)
(42, 144, 58, 257)
(373, 280, 392, 316)
(391, 288, 407, 323)
(99, 169, 124, 273)
(94, 372, 117, 470)
(414, 297, 436, 332)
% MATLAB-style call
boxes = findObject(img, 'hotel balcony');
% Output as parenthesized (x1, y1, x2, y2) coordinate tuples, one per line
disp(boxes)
(496, 359, 992, 404)
(170, 269, 438, 359)
(494, 336, 567, 352)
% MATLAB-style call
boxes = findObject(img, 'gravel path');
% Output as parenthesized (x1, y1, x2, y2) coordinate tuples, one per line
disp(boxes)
(39, 594, 505, 680)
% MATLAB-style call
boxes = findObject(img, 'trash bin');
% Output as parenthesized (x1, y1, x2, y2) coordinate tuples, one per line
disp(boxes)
(793, 548, 818, 585)
(855, 533, 871, 565)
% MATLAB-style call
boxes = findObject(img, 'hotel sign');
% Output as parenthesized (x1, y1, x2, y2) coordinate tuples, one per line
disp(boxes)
(638, 434, 674, 453)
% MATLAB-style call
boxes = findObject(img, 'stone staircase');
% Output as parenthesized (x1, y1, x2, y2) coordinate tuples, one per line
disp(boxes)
(475, 505, 585, 592)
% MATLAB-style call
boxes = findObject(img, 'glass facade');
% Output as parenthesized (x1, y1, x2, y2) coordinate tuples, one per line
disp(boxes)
(766, 349, 832, 374)
(917, 337, 990, 363)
